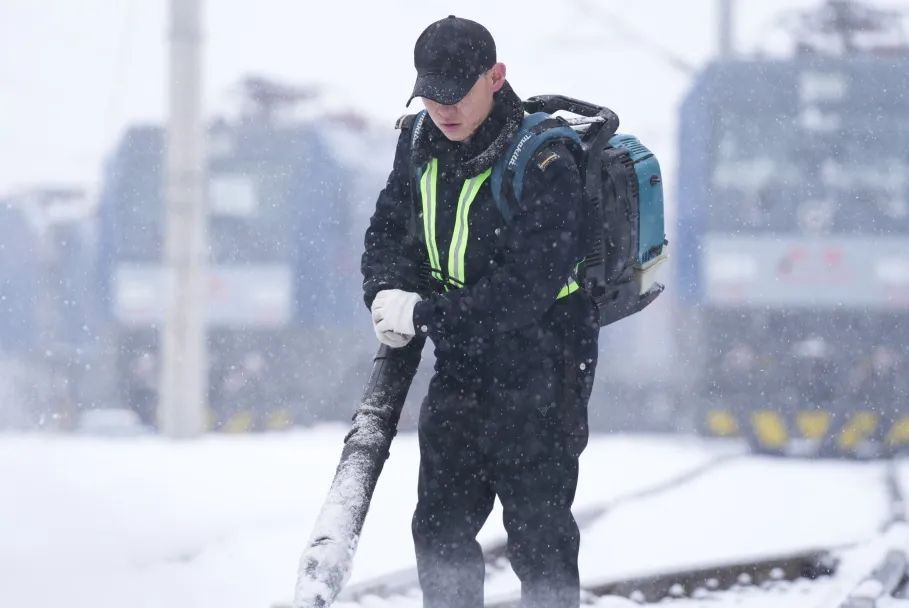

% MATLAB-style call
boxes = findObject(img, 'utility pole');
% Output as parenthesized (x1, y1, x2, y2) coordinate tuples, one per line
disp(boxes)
(159, 0, 207, 437)
(718, 0, 735, 59)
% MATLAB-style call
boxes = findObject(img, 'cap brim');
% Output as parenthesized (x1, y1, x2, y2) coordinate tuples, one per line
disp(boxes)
(406, 72, 475, 107)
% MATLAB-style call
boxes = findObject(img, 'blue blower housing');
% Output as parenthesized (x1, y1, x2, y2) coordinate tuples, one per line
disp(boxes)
(608, 134, 665, 266)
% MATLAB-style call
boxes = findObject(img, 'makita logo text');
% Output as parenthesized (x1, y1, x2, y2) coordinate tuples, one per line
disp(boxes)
(413, 113, 426, 143)
(509, 133, 534, 168)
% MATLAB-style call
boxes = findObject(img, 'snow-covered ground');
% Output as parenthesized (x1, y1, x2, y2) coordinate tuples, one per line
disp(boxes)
(1, 428, 904, 608)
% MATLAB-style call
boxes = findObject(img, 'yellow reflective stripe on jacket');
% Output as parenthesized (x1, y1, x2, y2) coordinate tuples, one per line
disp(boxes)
(556, 260, 584, 299)
(447, 167, 492, 288)
(556, 277, 580, 299)
(419, 159, 444, 284)
(419, 157, 581, 301)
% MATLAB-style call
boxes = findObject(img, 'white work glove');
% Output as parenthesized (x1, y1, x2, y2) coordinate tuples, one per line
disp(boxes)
(371, 289, 421, 348)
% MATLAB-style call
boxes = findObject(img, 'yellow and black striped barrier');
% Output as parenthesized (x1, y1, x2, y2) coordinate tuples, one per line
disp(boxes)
(208, 408, 296, 433)
(705, 408, 909, 457)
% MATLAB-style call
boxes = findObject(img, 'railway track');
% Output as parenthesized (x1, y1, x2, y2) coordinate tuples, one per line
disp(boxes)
(835, 458, 908, 608)
(296, 451, 746, 607)
(276, 452, 909, 608)
(485, 549, 837, 607)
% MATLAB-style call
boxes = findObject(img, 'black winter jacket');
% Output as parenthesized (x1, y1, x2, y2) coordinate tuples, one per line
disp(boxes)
(361, 82, 598, 377)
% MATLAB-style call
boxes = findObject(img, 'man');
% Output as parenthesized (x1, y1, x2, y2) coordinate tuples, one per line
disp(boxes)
(361, 15, 599, 608)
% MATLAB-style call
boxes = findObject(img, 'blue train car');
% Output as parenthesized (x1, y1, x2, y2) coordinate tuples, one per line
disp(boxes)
(677, 52, 909, 457)
(0, 203, 40, 355)
(97, 111, 375, 430)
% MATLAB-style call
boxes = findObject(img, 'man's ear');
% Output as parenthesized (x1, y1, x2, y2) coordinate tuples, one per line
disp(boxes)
(490, 62, 507, 93)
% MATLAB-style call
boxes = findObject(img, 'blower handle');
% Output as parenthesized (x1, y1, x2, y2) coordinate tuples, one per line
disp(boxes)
(523, 95, 620, 137)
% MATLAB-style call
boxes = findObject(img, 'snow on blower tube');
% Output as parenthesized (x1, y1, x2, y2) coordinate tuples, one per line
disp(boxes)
(293, 338, 424, 608)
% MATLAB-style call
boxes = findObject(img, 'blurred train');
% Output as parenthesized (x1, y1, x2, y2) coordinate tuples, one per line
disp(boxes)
(96, 80, 389, 431)
(676, 0, 909, 457)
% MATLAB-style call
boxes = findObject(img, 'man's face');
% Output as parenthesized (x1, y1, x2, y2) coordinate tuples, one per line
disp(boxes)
(422, 63, 506, 142)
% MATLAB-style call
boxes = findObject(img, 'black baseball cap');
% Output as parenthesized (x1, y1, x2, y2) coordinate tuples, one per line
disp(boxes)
(406, 15, 497, 107)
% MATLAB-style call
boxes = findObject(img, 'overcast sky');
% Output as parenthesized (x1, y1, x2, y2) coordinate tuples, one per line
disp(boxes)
(2, 0, 906, 196)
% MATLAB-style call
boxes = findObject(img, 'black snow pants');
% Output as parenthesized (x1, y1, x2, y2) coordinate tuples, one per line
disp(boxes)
(412, 294, 599, 608)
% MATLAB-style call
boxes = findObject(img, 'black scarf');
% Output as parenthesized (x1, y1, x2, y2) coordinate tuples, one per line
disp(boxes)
(411, 81, 524, 179)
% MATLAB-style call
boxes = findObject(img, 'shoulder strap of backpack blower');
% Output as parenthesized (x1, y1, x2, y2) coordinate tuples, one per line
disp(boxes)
(489, 112, 582, 221)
